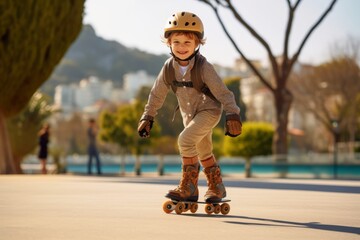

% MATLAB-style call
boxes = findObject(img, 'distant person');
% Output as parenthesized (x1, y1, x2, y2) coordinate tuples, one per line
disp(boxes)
(138, 12, 242, 204)
(87, 118, 102, 175)
(38, 123, 50, 174)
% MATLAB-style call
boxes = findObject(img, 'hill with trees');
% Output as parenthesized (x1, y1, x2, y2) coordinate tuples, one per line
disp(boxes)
(41, 24, 169, 96)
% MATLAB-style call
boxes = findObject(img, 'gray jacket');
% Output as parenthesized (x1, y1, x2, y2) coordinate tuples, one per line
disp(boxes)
(142, 55, 240, 126)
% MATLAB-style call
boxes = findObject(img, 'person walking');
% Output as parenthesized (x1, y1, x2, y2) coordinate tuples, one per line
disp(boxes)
(38, 123, 50, 174)
(87, 118, 102, 175)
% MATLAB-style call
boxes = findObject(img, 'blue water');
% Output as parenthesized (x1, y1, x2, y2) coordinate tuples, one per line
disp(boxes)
(67, 163, 360, 178)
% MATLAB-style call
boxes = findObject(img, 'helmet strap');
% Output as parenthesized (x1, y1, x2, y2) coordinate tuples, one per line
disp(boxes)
(170, 47, 200, 62)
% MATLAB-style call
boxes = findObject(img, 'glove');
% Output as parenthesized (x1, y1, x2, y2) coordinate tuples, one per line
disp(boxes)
(225, 113, 242, 137)
(138, 115, 154, 138)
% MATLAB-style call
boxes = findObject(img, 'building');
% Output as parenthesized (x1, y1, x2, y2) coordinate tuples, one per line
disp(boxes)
(123, 70, 155, 100)
(54, 71, 156, 113)
(54, 84, 76, 112)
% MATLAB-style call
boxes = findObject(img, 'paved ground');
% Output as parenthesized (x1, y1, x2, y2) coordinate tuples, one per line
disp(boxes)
(0, 174, 359, 240)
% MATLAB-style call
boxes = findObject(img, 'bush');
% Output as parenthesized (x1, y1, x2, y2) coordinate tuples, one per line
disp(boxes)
(224, 122, 274, 177)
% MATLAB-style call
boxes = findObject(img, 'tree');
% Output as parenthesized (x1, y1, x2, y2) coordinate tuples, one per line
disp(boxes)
(51, 113, 88, 155)
(224, 122, 273, 178)
(99, 101, 161, 175)
(6, 92, 53, 173)
(218, 77, 246, 128)
(150, 136, 179, 176)
(289, 37, 360, 151)
(197, 0, 337, 158)
(136, 86, 183, 137)
(0, 0, 85, 173)
(212, 127, 225, 159)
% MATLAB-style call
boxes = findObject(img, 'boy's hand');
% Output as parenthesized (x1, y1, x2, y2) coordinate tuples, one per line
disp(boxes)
(138, 115, 154, 138)
(225, 114, 242, 137)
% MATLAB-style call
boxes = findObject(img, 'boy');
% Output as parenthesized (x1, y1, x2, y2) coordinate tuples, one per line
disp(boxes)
(138, 12, 242, 203)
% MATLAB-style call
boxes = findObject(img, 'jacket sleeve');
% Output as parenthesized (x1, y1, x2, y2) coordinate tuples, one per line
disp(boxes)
(142, 60, 171, 118)
(202, 61, 240, 115)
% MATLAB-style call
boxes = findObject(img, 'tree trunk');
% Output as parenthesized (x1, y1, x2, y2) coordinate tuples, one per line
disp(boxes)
(0, 111, 16, 174)
(245, 157, 252, 178)
(273, 88, 293, 178)
(158, 155, 164, 176)
(13, 155, 23, 174)
(348, 115, 356, 159)
(135, 155, 141, 176)
(273, 88, 293, 158)
(120, 153, 126, 176)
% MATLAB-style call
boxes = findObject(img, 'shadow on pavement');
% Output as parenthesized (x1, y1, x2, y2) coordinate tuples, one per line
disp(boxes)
(177, 213, 360, 235)
(224, 179, 360, 194)
(225, 215, 360, 236)
(108, 178, 360, 194)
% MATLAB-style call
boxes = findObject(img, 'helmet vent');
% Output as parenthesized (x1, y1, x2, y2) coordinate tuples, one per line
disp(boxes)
(185, 22, 189, 26)
(173, 21, 177, 25)
(182, 12, 185, 16)
(192, 22, 196, 26)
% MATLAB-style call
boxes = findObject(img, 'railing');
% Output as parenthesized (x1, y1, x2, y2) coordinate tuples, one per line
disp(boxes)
(22, 153, 360, 179)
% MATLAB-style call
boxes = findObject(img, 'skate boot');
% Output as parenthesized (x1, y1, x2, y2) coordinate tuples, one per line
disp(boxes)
(165, 162, 200, 202)
(204, 164, 226, 203)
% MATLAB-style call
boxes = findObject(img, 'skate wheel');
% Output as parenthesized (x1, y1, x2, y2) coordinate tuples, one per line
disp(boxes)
(190, 203, 198, 213)
(175, 202, 185, 214)
(205, 204, 214, 215)
(214, 204, 221, 214)
(163, 200, 175, 214)
(221, 203, 230, 215)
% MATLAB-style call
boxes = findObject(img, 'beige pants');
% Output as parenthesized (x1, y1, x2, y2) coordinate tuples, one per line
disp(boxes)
(178, 110, 221, 160)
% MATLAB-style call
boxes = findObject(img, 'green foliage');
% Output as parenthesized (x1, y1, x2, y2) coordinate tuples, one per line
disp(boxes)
(99, 101, 161, 156)
(0, 0, 84, 117)
(100, 100, 164, 176)
(156, 92, 184, 136)
(218, 77, 246, 128)
(136, 86, 183, 137)
(224, 77, 241, 106)
(151, 136, 178, 155)
(354, 145, 360, 153)
(212, 127, 225, 159)
(224, 122, 274, 158)
(6, 92, 53, 161)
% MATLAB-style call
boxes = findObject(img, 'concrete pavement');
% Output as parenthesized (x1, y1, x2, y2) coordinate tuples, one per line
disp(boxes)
(0, 174, 359, 240)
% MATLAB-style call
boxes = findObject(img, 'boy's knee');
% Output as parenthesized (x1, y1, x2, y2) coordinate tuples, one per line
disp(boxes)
(178, 131, 195, 149)
(178, 131, 187, 148)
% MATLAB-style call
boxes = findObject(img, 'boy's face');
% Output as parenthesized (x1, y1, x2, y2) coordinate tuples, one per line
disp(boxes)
(170, 33, 198, 61)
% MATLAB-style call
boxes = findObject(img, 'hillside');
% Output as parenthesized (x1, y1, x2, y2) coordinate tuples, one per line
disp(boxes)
(41, 24, 168, 96)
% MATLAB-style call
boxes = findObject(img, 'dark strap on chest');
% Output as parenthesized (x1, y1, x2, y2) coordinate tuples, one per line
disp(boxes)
(165, 54, 217, 101)
(172, 81, 194, 88)
(164, 54, 219, 121)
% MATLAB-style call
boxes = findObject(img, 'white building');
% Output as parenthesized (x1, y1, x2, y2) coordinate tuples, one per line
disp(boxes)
(54, 71, 156, 113)
(123, 70, 155, 100)
(54, 84, 76, 112)
(241, 76, 274, 122)
(55, 76, 118, 112)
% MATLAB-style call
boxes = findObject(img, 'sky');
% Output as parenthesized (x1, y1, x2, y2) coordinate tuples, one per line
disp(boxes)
(83, 0, 360, 67)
